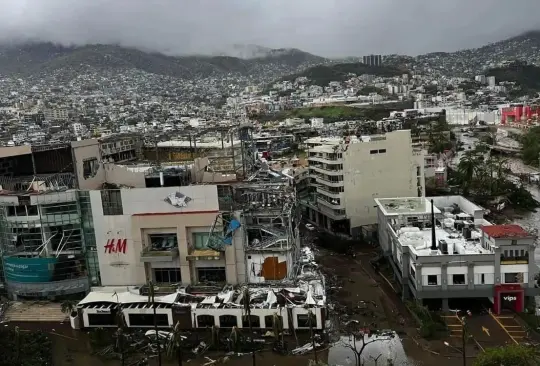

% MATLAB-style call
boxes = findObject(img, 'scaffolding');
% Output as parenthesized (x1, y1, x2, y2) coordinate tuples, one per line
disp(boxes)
(0, 190, 98, 298)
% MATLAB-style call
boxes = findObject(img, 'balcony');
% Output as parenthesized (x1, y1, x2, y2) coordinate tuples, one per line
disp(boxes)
(309, 165, 343, 176)
(317, 186, 343, 199)
(140, 233, 180, 263)
(308, 154, 342, 164)
(500, 255, 528, 265)
(313, 175, 344, 187)
(140, 246, 179, 262)
(317, 196, 344, 209)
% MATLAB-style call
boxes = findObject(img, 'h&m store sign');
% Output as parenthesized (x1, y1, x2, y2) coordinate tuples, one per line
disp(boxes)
(104, 239, 127, 254)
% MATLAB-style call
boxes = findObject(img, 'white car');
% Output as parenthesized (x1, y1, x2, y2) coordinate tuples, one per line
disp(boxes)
(305, 223, 315, 231)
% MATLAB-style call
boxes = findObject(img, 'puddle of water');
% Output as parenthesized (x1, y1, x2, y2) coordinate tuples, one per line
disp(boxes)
(327, 333, 415, 366)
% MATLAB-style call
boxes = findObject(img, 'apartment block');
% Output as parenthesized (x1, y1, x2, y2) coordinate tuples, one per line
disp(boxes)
(302, 130, 425, 237)
(375, 196, 539, 313)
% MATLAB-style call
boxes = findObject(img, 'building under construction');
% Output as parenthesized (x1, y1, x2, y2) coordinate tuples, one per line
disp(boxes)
(143, 125, 256, 179)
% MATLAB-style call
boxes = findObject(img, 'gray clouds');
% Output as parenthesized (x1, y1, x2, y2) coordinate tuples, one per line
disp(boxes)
(0, 0, 539, 57)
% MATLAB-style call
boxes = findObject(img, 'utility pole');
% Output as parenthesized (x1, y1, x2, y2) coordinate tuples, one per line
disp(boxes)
(461, 317, 467, 366)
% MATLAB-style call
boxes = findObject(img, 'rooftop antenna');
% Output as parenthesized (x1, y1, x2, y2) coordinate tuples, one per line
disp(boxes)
(430, 199, 437, 251)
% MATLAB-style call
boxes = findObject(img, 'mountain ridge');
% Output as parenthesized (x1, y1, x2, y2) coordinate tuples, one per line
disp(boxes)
(0, 42, 330, 80)
(2, 30, 540, 80)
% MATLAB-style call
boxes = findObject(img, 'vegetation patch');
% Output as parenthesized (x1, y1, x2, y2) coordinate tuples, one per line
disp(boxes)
(281, 62, 407, 86)
(0, 328, 53, 365)
(405, 301, 447, 339)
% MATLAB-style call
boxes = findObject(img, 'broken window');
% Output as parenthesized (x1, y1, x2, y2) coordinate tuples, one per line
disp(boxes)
(193, 232, 211, 250)
(129, 313, 168, 327)
(504, 272, 524, 284)
(219, 315, 238, 328)
(197, 267, 226, 283)
(242, 315, 260, 328)
(83, 157, 99, 179)
(427, 275, 438, 285)
(88, 313, 116, 327)
(297, 313, 316, 328)
(153, 268, 181, 284)
(197, 315, 215, 327)
(264, 315, 283, 329)
(452, 274, 466, 285)
(101, 189, 123, 215)
(148, 233, 178, 251)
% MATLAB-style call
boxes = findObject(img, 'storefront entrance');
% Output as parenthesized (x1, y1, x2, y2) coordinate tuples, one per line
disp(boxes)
(493, 284, 524, 314)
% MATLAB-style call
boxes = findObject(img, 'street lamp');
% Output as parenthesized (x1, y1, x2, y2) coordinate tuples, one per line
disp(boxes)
(443, 316, 467, 366)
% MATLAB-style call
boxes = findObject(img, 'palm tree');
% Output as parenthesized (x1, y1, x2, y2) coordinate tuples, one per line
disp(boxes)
(14, 326, 20, 363)
(457, 152, 479, 195)
(242, 287, 256, 366)
(308, 310, 318, 363)
(115, 309, 127, 366)
(167, 321, 184, 366)
(147, 281, 162, 366)
(61, 300, 76, 317)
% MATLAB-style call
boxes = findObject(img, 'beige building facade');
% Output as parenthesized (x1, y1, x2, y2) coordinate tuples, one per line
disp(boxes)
(303, 130, 425, 237)
(90, 185, 242, 287)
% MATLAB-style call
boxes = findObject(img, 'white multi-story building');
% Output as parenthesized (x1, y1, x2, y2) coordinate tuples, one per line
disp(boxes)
(375, 195, 539, 314)
(302, 130, 425, 238)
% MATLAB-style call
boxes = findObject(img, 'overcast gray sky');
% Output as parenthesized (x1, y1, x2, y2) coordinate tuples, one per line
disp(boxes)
(1, 0, 539, 57)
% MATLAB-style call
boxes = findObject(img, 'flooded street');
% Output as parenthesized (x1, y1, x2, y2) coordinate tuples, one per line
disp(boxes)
(455, 131, 540, 266)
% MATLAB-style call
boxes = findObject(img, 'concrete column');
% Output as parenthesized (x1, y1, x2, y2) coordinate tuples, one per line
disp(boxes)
(467, 263, 475, 290)
(177, 227, 192, 285)
(494, 247, 501, 285)
(442, 298, 450, 312)
(415, 264, 422, 292)
(527, 248, 536, 288)
(441, 264, 448, 291)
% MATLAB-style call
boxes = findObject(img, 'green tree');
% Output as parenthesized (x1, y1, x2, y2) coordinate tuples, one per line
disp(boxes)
(473, 344, 539, 366)
(61, 300, 77, 317)
(521, 126, 540, 166)
(457, 151, 481, 196)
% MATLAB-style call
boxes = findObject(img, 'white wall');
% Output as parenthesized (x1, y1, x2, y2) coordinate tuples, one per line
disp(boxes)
(343, 130, 422, 228)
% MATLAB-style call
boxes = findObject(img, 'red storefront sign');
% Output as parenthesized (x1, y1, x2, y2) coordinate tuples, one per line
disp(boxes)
(104, 239, 127, 254)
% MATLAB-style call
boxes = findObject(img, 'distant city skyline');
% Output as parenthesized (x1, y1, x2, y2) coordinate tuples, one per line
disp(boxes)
(1, 0, 540, 57)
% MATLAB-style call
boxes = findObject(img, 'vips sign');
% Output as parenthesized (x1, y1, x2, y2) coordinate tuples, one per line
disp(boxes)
(4, 257, 58, 283)
(503, 296, 517, 302)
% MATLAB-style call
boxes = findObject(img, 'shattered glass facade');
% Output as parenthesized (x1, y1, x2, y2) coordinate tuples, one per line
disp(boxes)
(0, 190, 98, 299)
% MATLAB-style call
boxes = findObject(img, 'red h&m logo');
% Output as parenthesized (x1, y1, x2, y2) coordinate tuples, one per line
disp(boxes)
(104, 239, 127, 254)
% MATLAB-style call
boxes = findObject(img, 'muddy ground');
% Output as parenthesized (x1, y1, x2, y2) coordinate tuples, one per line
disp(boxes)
(316, 242, 479, 366)
(6, 239, 482, 365)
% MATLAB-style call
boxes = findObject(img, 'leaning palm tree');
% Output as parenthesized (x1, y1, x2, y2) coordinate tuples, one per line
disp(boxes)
(308, 310, 318, 363)
(271, 313, 281, 342)
(147, 281, 162, 366)
(14, 326, 20, 363)
(115, 309, 127, 366)
(242, 287, 256, 366)
(167, 321, 184, 366)
(230, 326, 240, 353)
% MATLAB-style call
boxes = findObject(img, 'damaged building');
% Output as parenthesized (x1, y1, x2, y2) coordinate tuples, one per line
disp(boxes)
(74, 167, 326, 330)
